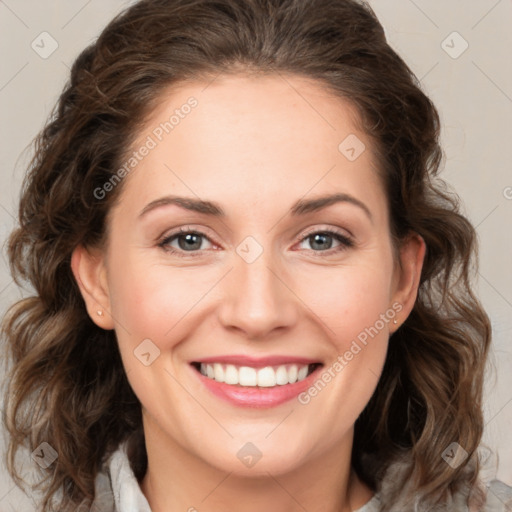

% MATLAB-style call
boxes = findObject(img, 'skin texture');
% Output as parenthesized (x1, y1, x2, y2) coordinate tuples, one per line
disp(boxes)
(71, 74, 426, 512)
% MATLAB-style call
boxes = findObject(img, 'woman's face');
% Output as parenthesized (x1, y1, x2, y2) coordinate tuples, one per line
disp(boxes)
(73, 74, 424, 476)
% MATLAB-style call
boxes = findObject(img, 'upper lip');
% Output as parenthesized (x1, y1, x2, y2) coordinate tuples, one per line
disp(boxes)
(191, 355, 323, 368)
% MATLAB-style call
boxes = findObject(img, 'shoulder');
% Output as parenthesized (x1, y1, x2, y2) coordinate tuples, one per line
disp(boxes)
(91, 441, 152, 512)
(353, 478, 512, 512)
(362, 449, 512, 512)
(481, 479, 512, 511)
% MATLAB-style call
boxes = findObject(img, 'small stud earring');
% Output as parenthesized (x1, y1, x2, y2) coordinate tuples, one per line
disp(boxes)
(393, 319, 398, 324)
(96, 310, 104, 317)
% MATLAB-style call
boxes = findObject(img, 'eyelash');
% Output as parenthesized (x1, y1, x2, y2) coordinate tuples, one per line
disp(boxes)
(157, 225, 354, 258)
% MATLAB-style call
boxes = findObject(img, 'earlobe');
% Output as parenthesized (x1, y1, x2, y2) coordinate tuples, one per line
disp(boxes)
(70, 245, 114, 330)
(389, 233, 426, 333)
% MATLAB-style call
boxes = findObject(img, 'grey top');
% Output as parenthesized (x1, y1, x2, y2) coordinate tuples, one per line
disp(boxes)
(91, 441, 512, 511)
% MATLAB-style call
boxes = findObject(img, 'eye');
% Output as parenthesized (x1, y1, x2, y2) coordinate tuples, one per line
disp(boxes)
(158, 227, 215, 256)
(157, 226, 354, 258)
(296, 228, 354, 254)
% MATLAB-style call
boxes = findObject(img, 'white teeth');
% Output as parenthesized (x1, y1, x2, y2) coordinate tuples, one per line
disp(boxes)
(213, 363, 224, 382)
(275, 365, 288, 385)
(224, 364, 238, 385)
(198, 363, 314, 387)
(297, 365, 308, 381)
(257, 367, 276, 387)
(288, 365, 298, 384)
(239, 366, 257, 386)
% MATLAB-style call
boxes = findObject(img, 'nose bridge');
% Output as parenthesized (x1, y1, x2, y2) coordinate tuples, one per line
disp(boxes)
(217, 237, 298, 338)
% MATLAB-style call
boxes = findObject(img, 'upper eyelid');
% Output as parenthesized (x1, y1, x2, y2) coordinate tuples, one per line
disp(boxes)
(298, 224, 353, 240)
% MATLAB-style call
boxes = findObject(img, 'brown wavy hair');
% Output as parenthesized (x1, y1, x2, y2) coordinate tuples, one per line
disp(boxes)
(2, 0, 492, 510)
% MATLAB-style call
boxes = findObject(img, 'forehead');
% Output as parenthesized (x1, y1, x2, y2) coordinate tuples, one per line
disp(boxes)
(111, 73, 387, 225)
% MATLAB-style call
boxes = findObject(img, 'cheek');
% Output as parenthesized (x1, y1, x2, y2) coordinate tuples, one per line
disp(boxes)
(111, 265, 196, 340)
(107, 251, 216, 346)
(289, 263, 395, 445)
(296, 261, 395, 347)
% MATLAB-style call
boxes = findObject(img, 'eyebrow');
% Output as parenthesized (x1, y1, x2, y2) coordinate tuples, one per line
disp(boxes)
(138, 193, 373, 221)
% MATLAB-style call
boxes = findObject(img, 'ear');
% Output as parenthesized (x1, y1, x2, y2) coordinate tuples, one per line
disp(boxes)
(70, 244, 114, 330)
(389, 232, 426, 334)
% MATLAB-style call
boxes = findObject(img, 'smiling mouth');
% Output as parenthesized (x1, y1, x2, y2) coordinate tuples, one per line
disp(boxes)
(190, 362, 323, 387)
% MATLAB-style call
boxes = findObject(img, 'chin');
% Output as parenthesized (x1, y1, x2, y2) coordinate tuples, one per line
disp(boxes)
(192, 434, 316, 478)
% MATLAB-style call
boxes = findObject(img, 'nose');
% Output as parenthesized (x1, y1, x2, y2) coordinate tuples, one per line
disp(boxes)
(217, 246, 300, 340)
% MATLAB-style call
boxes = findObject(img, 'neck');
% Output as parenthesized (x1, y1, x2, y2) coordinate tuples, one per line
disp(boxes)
(139, 412, 374, 512)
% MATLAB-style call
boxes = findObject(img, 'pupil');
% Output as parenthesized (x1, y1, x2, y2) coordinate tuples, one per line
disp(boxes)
(311, 233, 332, 251)
(179, 233, 201, 251)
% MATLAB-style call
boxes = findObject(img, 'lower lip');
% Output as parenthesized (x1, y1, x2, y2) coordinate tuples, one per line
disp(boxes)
(191, 364, 323, 408)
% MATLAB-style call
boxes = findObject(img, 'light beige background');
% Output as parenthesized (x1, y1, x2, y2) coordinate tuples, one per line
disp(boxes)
(0, 0, 511, 510)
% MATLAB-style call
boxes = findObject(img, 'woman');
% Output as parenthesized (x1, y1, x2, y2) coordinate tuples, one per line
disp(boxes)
(2, 0, 511, 511)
